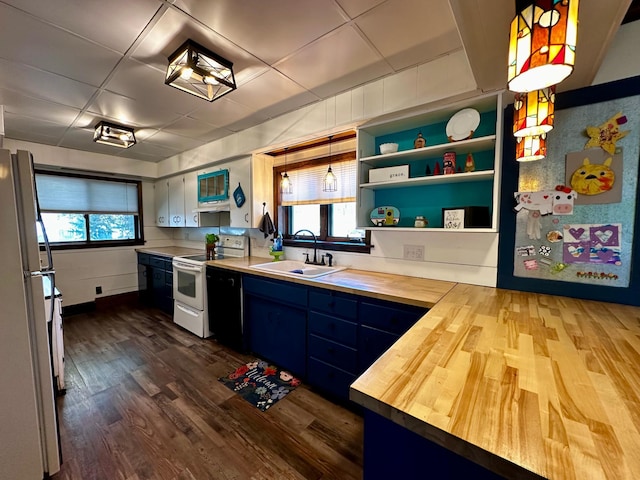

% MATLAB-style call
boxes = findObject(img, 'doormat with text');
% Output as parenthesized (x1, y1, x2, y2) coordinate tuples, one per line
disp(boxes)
(219, 359, 300, 412)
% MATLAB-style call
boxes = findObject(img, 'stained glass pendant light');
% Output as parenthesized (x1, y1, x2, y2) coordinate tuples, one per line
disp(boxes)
(166, 40, 236, 102)
(507, 0, 580, 93)
(516, 134, 547, 161)
(323, 135, 337, 192)
(280, 147, 293, 194)
(513, 85, 555, 137)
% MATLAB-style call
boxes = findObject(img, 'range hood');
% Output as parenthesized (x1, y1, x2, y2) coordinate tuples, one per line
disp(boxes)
(193, 202, 231, 213)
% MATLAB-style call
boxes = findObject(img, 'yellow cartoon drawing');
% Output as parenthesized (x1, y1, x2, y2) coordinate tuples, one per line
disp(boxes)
(584, 112, 629, 155)
(570, 157, 615, 195)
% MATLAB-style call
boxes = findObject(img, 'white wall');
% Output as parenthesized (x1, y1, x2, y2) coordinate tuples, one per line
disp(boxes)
(592, 20, 640, 86)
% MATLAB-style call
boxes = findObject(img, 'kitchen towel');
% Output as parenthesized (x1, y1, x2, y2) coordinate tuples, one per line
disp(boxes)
(258, 211, 275, 238)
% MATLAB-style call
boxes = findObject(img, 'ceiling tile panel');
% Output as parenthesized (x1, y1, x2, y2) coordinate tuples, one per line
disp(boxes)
(0, 59, 98, 109)
(173, 0, 347, 64)
(335, 0, 387, 18)
(276, 25, 393, 98)
(0, 3, 123, 86)
(186, 96, 269, 130)
(0, 89, 81, 125)
(354, 0, 462, 70)
(1, 0, 163, 53)
(87, 90, 183, 129)
(3, 112, 70, 145)
(143, 130, 205, 151)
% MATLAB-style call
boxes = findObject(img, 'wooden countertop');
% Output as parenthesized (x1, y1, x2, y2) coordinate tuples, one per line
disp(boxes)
(205, 256, 456, 308)
(350, 283, 640, 479)
(135, 246, 204, 258)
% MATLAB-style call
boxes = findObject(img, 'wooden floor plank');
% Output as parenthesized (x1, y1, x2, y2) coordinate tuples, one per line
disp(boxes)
(52, 302, 363, 479)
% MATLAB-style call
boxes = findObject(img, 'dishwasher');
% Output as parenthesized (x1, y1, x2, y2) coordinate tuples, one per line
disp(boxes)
(206, 266, 243, 351)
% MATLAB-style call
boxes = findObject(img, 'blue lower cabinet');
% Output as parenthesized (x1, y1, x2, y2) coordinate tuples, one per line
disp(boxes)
(358, 325, 400, 372)
(244, 294, 307, 378)
(307, 357, 357, 400)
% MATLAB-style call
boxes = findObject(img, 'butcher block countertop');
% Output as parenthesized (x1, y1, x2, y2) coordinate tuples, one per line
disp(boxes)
(350, 282, 640, 480)
(205, 256, 455, 308)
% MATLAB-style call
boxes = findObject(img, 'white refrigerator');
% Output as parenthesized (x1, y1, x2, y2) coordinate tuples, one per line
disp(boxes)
(0, 149, 61, 478)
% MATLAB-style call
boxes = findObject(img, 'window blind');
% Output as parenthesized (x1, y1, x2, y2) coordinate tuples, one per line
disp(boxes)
(35, 174, 139, 214)
(280, 158, 356, 206)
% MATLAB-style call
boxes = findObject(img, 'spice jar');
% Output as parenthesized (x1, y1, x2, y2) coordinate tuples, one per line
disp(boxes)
(414, 216, 428, 228)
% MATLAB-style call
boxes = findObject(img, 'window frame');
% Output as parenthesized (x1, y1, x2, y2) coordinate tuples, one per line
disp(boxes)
(273, 151, 371, 254)
(35, 169, 145, 250)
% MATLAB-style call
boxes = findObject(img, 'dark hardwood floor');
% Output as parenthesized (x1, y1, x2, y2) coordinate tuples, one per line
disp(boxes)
(52, 301, 363, 480)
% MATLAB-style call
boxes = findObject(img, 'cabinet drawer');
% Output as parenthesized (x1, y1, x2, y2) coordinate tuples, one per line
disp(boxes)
(137, 253, 150, 265)
(150, 255, 171, 270)
(308, 334, 357, 373)
(359, 301, 426, 335)
(309, 290, 357, 319)
(308, 311, 357, 346)
(243, 275, 307, 308)
(307, 357, 357, 401)
(358, 325, 400, 372)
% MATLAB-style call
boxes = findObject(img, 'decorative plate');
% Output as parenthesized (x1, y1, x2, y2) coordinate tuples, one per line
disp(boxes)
(370, 206, 400, 227)
(446, 108, 480, 142)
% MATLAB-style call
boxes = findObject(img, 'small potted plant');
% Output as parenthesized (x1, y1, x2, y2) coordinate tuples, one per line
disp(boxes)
(205, 233, 219, 260)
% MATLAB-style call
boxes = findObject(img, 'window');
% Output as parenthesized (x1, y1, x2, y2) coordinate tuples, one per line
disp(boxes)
(35, 171, 143, 248)
(274, 146, 369, 253)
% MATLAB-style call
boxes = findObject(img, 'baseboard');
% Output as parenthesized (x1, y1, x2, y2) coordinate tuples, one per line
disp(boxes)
(63, 292, 140, 316)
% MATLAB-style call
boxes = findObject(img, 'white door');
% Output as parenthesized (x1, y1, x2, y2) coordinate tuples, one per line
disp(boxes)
(168, 175, 186, 227)
(184, 172, 199, 227)
(154, 179, 169, 226)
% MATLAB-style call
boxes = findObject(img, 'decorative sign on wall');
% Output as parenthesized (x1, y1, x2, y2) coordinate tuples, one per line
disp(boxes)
(443, 208, 465, 229)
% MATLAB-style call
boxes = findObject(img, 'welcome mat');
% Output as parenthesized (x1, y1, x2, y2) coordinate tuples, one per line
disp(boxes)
(219, 359, 301, 411)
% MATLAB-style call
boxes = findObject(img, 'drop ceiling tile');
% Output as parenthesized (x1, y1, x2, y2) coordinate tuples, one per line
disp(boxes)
(131, 8, 269, 85)
(3, 112, 69, 145)
(1, 0, 162, 53)
(161, 116, 221, 138)
(0, 59, 98, 109)
(174, 0, 347, 64)
(354, 0, 462, 70)
(229, 69, 319, 119)
(87, 90, 183, 129)
(0, 89, 81, 127)
(186, 96, 269, 131)
(335, 0, 387, 18)
(105, 59, 204, 115)
(0, 3, 123, 86)
(276, 25, 393, 98)
(143, 130, 205, 151)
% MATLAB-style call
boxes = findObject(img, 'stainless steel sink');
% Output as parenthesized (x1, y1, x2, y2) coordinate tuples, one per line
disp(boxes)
(249, 260, 345, 278)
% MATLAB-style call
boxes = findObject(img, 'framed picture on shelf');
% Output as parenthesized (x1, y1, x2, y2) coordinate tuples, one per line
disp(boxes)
(443, 208, 465, 229)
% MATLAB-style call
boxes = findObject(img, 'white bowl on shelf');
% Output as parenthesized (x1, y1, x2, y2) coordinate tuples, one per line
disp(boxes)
(379, 143, 399, 154)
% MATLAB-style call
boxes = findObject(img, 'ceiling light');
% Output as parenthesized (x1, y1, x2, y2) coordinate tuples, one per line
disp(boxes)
(323, 135, 337, 192)
(166, 39, 236, 102)
(93, 121, 136, 149)
(507, 0, 580, 92)
(516, 134, 547, 162)
(513, 85, 555, 137)
(280, 147, 293, 195)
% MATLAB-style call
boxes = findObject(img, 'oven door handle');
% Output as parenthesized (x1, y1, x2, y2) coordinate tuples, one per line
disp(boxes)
(173, 262, 202, 272)
(176, 303, 199, 317)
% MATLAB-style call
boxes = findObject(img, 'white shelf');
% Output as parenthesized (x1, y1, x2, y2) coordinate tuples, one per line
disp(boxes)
(362, 226, 498, 233)
(360, 169, 494, 190)
(360, 135, 496, 165)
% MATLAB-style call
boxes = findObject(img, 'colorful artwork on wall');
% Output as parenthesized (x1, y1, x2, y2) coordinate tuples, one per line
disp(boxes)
(566, 149, 622, 204)
(562, 223, 622, 265)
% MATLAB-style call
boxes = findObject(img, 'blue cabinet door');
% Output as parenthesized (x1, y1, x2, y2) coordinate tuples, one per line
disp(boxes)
(245, 294, 307, 378)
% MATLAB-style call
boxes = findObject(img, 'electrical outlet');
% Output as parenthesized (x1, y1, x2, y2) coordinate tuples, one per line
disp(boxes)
(403, 244, 424, 261)
(96, 286, 102, 295)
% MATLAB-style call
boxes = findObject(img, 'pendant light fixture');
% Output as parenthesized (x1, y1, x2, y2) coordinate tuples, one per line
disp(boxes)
(93, 121, 136, 148)
(323, 135, 337, 192)
(165, 39, 237, 102)
(516, 134, 547, 162)
(507, 0, 580, 93)
(280, 147, 293, 194)
(513, 85, 555, 137)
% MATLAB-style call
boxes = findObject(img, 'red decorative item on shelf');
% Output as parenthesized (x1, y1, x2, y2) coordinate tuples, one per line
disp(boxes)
(443, 152, 456, 175)
(433, 161, 441, 175)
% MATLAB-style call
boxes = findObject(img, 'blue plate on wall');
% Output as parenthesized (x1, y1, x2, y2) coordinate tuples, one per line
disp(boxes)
(370, 206, 400, 226)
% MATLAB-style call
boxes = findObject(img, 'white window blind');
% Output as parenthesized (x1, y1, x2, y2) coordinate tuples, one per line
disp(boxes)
(281, 158, 356, 206)
(35, 174, 139, 214)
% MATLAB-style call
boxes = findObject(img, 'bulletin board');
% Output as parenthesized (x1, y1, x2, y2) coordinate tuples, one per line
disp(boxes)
(498, 76, 640, 306)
